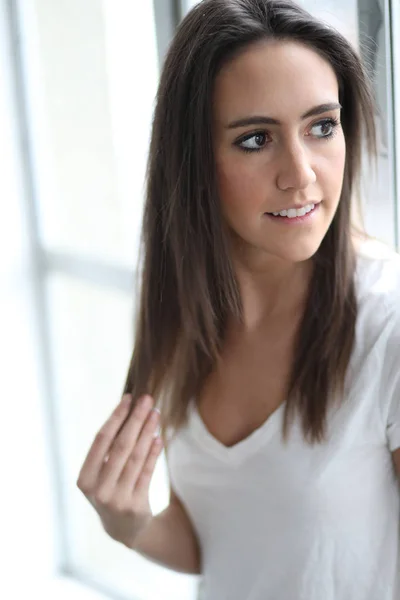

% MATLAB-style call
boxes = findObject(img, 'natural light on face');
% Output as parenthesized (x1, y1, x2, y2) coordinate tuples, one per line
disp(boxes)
(212, 39, 346, 266)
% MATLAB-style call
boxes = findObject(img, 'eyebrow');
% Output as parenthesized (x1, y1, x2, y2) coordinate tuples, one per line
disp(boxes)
(226, 102, 342, 129)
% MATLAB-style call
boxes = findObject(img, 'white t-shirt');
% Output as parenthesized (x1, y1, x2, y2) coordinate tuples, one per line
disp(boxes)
(166, 240, 400, 600)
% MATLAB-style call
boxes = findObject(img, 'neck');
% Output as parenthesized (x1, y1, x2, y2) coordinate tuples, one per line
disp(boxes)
(230, 245, 314, 332)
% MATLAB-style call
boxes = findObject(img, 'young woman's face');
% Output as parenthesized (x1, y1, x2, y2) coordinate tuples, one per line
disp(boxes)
(213, 40, 346, 265)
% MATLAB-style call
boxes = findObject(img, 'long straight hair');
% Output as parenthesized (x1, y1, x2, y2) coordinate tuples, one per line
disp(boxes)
(122, 0, 377, 445)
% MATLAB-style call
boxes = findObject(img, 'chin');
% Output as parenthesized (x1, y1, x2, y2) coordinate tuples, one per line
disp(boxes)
(267, 239, 323, 264)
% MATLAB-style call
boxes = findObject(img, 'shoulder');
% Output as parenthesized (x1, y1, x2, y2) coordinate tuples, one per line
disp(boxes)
(351, 240, 400, 431)
(355, 238, 400, 316)
(352, 239, 400, 365)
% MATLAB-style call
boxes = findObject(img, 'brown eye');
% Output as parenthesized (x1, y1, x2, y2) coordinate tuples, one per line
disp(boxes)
(238, 132, 269, 152)
(310, 118, 339, 139)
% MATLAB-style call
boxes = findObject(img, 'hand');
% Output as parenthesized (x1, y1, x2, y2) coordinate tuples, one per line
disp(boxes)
(76, 394, 163, 547)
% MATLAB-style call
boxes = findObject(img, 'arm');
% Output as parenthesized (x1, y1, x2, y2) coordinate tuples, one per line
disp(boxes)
(129, 488, 202, 575)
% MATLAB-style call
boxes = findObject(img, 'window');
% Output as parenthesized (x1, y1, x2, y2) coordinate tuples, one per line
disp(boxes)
(14, 0, 198, 598)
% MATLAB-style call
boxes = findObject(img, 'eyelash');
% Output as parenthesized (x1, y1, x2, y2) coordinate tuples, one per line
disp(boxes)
(236, 117, 341, 154)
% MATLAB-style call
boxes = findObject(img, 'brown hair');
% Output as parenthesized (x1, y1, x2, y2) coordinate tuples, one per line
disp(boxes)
(122, 0, 377, 445)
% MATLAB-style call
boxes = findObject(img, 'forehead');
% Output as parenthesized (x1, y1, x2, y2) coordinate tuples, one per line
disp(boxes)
(213, 40, 340, 123)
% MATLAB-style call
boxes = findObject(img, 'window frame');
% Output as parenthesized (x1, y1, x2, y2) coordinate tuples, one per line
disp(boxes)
(389, 0, 400, 249)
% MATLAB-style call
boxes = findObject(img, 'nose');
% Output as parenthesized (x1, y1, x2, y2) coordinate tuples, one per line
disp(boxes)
(276, 143, 316, 191)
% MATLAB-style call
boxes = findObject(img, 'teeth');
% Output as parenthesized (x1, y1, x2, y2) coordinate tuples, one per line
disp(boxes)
(272, 203, 315, 218)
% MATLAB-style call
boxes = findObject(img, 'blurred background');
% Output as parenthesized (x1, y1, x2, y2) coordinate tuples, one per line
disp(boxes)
(1, 0, 399, 598)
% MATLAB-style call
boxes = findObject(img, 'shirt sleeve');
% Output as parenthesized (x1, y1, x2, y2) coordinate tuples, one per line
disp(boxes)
(385, 307, 400, 452)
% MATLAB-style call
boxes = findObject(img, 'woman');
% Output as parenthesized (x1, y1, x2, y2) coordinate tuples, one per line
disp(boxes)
(77, 0, 400, 598)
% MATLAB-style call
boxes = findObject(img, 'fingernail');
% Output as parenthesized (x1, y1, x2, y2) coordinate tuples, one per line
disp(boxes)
(150, 408, 160, 422)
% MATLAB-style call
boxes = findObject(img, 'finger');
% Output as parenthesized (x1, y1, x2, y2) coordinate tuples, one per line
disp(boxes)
(134, 437, 164, 497)
(117, 408, 161, 490)
(77, 394, 132, 492)
(98, 396, 155, 488)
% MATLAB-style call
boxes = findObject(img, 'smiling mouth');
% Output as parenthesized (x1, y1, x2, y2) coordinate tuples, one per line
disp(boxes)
(264, 201, 321, 223)
(266, 201, 320, 218)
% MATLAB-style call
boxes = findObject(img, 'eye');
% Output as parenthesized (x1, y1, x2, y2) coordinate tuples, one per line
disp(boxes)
(310, 117, 340, 139)
(236, 131, 270, 153)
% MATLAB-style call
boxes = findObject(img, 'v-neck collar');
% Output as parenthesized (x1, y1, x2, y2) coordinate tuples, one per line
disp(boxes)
(187, 398, 286, 465)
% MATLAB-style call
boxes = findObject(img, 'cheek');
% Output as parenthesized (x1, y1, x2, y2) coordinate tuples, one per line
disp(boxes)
(321, 137, 346, 197)
(216, 154, 266, 217)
